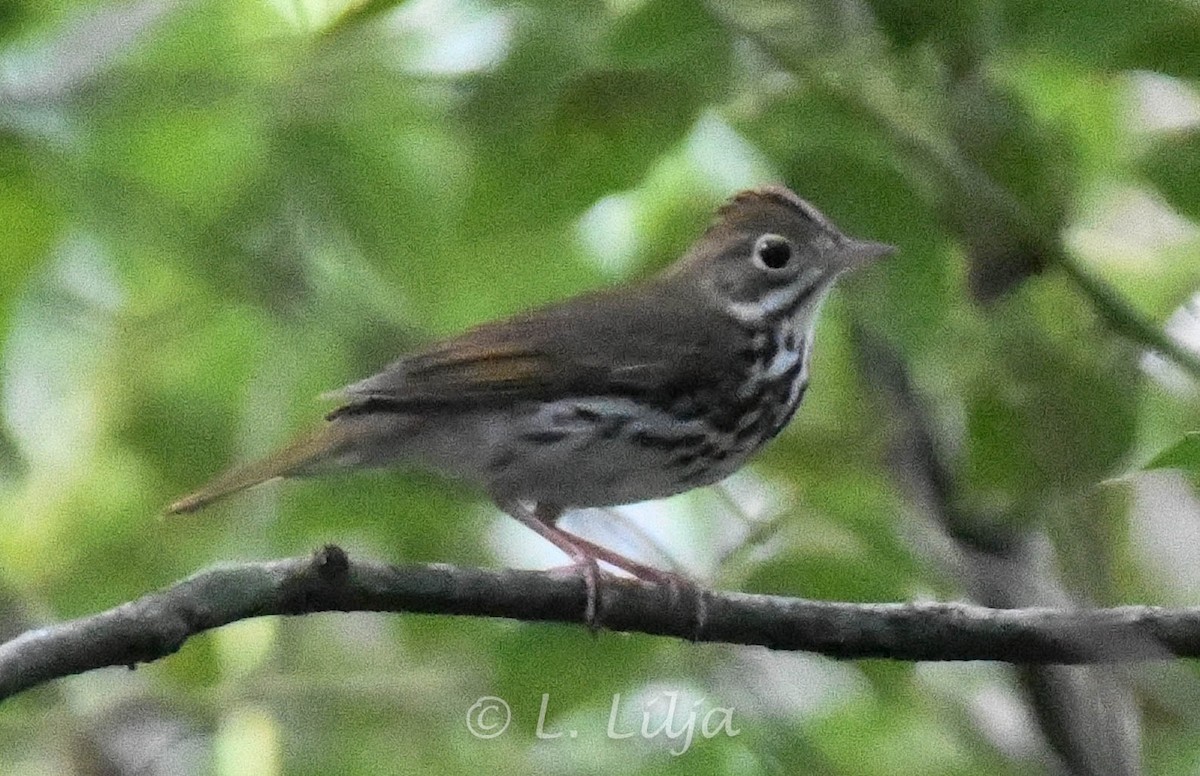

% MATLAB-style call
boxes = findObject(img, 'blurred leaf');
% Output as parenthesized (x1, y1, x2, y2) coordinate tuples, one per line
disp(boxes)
(91, 97, 267, 219)
(736, 84, 892, 166)
(468, 66, 702, 225)
(1047, 483, 1132, 606)
(997, 55, 1124, 194)
(607, 0, 728, 86)
(811, 693, 974, 775)
(1114, 13, 1200, 78)
(1147, 432, 1200, 471)
(0, 0, 31, 42)
(945, 76, 1076, 302)
(1145, 432, 1200, 490)
(863, 0, 986, 75)
(743, 473, 913, 603)
(492, 625, 662, 732)
(114, 304, 268, 491)
(461, 1, 730, 233)
(1002, 0, 1200, 77)
(326, 0, 405, 30)
(1141, 130, 1200, 222)
(961, 300, 1139, 517)
(0, 144, 58, 330)
(0, 426, 25, 482)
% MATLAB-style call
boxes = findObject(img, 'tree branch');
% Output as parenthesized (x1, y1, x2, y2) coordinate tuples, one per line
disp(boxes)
(2, 545, 1198, 702)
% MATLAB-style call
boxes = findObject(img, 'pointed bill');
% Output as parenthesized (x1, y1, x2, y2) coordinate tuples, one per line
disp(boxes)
(835, 238, 896, 271)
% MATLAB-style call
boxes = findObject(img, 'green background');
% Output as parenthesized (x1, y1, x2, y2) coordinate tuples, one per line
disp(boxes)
(2, 0, 1200, 773)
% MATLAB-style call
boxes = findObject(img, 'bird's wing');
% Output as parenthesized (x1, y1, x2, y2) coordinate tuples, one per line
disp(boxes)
(329, 284, 740, 414)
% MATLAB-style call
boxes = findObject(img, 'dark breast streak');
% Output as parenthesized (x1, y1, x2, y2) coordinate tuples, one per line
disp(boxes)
(477, 314, 811, 493)
(645, 320, 811, 487)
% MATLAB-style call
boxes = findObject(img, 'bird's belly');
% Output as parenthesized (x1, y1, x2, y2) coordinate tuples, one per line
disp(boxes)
(418, 398, 765, 508)
(494, 436, 713, 506)
(394, 346, 811, 508)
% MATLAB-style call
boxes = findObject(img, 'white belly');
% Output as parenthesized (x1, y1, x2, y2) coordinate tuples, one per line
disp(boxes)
(401, 398, 736, 507)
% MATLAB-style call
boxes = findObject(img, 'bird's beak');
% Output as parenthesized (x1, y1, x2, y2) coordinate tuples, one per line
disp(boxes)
(835, 238, 896, 271)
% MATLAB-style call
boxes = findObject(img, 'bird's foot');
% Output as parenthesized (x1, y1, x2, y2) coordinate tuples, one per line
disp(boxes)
(545, 555, 606, 631)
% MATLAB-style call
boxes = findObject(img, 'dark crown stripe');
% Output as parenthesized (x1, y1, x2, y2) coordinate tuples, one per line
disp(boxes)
(716, 185, 829, 230)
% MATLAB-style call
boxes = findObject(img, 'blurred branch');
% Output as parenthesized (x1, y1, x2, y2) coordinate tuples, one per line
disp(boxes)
(854, 325, 1142, 776)
(1057, 255, 1200, 380)
(4, 546, 1200, 702)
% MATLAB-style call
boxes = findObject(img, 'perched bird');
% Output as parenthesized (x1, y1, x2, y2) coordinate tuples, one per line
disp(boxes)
(168, 185, 893, 623)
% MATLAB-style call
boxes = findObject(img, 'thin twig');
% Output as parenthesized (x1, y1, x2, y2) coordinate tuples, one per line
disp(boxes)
(1057, 254, 1200, 379)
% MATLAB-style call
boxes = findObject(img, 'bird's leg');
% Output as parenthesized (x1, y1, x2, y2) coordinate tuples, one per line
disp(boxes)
(552, 528, 677, 584)
(533, 504, 707, 640)
(497, 499, 603, 629)
(532, 503, 678, 583)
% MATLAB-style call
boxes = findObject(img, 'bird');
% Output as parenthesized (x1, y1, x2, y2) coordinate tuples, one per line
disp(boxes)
(167, 185, 894, 624)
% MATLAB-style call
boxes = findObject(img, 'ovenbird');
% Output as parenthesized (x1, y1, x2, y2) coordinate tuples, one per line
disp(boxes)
(168, 185, 893, 622)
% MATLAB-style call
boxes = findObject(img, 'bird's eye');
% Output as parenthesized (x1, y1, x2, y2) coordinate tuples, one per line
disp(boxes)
(753, 234, 794, 270)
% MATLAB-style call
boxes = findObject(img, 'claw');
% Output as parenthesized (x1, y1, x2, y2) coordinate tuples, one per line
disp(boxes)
(579, 556, 600, 631)
(501, 499, 609, 629)
(498, 498, 705, 635)
(546, 555, 603, 630)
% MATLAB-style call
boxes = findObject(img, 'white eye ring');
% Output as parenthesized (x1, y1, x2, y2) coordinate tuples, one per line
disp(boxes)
(752, 234, 794, 271)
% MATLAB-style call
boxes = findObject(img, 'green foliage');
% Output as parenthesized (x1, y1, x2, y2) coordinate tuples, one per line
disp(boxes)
(1146, 432, 1200, 489)
(1142, 130, 1200, 222)
(1, 0, 1199, 774)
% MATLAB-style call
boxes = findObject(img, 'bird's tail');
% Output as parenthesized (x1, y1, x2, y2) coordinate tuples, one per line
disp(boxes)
(165, 423, 350, 515)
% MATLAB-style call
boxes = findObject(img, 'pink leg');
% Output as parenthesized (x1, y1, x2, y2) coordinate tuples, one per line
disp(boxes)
(531, 503, 676, 582)
(532, 504, 707, 639)
(497, 499, 603, 628)
(554, 528, 679, 583)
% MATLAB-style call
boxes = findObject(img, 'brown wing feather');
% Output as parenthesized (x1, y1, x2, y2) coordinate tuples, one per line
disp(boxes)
(330, 280, 744, 413)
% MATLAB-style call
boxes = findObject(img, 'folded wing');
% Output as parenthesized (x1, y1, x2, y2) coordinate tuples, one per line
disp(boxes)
(328, 282, 742, 416)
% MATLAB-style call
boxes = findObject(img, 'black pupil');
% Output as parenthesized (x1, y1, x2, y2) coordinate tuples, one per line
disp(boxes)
(759, 239, 791, 269)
